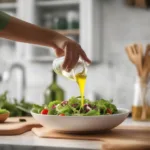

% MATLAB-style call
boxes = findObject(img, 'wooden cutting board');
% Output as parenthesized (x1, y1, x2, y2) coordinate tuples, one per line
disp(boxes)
(0, 117, 41, 135)
(32, 126, 150, 150)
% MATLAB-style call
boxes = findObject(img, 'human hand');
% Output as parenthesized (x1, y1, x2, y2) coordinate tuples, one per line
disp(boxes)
(51, 33, 91, 72)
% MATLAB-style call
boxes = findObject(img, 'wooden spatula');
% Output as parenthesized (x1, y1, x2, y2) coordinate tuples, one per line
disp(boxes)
(140, 44, 150, 120)
(142, 44, 150, 79)
(125, 44, 143, 77)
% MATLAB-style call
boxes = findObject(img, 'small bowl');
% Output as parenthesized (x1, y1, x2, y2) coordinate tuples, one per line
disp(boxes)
(31, 108, 129, 133)
(0, 112, 10, 123)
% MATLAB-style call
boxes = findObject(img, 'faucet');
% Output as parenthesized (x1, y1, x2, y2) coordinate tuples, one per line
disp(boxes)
(0, 62, 26, 100)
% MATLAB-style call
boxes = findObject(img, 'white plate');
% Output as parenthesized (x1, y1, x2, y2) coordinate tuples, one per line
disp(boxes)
(31, 108, 129, 133)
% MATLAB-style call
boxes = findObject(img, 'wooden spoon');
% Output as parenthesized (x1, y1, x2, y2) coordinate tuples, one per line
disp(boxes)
(125, 44, 143, 77)
(142, 44, 150, 79)
(140, 44, 150, 120)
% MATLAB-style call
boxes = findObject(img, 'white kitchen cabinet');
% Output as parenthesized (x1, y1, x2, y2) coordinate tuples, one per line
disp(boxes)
(0, 0, 101, 62)
(0, 2, 16, 10)
(80, 0, 101, 62)
(0, 6, 16, 63)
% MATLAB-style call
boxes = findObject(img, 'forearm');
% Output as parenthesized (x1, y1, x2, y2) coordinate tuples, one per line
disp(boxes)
(0, 15, 62, 48)
(0, 12, 91, 70)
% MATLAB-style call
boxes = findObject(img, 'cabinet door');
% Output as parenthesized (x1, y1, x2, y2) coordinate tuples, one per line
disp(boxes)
(80, 0, 101, 62)
(16, 0, 37, 60)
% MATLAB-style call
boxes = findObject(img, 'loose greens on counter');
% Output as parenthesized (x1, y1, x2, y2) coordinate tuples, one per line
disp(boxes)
(0, 92, 33, 117)
(32, 97, 118, 116)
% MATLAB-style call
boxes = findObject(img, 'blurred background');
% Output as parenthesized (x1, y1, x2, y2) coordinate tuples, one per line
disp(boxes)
(0, 0, 150, 111)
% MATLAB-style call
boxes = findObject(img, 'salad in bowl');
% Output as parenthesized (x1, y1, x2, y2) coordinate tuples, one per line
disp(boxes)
(31, 97, 129, 133)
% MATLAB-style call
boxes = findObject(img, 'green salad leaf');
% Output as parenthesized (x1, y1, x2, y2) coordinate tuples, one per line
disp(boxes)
(56, 104, 73, 114)
(32, 104, 44, 114)
(48, 100, 61, 109)
(84, 109, 100, 116)
(95, 99, 117, 114)
(32, 96, 118, 116)
(0, 109, 9, 114)
(68, 97, 81, 114)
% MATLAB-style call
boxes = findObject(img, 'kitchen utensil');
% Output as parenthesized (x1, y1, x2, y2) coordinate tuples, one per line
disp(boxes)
(32, 125, 150, 150)
(0, 117, 41, 135)
(133, 44, 147, 120)
(142, 44, 150, 79)
(0, 112, 9, 123)
(31, 108, 129, 133)
(126, 43, 150, 121)
(125, 44, 147, 119)
(125, 44, 143, 77)
(140, 44, 150, 120)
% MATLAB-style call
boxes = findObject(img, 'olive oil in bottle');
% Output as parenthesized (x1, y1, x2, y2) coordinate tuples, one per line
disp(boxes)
(44, 71, 64, 104)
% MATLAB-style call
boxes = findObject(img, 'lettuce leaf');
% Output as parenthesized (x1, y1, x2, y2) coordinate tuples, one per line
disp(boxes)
(56, 104, 73, 115)
(95, 99, 117, 114)
(84, 109, 100, 116)
(48, 100, 61, 109)
(32, 104, 44, 114)
(0, 109, 9, 114)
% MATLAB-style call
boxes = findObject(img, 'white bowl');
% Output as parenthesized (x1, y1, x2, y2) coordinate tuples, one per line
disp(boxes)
(31, 108, 129, 133)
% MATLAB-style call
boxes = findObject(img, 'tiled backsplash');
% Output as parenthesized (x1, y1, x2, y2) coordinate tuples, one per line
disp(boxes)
(1, 0, 150, 111)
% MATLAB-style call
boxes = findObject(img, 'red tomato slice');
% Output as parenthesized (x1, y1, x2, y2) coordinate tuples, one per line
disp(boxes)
(41, 109, 48, 115)
(59, 114, 65, 116)
(106, 108, 112, 114)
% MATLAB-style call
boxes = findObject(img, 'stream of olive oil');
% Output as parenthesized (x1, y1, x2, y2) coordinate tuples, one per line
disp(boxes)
(76, 73, 87, 107)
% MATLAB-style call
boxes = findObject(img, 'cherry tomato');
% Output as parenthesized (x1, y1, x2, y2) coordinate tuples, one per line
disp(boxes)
(41, 109, 48, 115)
(59, 114, 65, 116)
(106, 108, 112, 114)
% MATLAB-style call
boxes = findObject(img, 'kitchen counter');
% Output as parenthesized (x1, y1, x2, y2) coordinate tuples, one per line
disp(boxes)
(0, 118, 150, 150)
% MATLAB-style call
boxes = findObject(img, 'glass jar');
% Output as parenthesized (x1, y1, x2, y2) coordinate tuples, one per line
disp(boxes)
(132, 77, 150, 121)
(52, 57, 88, 81)
(52, 16, 68, 30)
(67, 11, 79, 29)
(43, 13, 53, 29)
